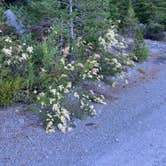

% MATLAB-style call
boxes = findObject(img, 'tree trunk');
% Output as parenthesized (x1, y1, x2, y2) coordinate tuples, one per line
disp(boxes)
(69, 0, 74, 40)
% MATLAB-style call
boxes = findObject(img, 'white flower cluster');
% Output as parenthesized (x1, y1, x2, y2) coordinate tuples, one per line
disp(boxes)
(37, 77, 73, 133)
(125, 58, 135, 66)
(74, 92, 96, 116)
(37, 51, 107, 133)
(62, 54, 103, 81)
(1, 36, 33, 66)
(81, 57, 103, 81)
(93, 94, 106, 105)
(98, 27, 136, 75)
(73, 90, 106, 116)
(110, 58, 122, 71)
(46, 105, 71, 133)
(99, 27, 127, 53)
(37, 47, 106, 133)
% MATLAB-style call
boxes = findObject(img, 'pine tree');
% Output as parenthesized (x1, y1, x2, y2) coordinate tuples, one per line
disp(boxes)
(108, 0, 120, 21)
(74, 0, 110, 42)
(109, 0, 130, 25)
(132, 0, 166, 26)
(132, 0, 152, 24)
(122, 0, 138, 37)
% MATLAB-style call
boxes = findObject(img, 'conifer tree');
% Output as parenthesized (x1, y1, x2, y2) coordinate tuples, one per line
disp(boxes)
(132, 0, 166, 26)
(133, 29, 149, 61)
(122, 0, 138, 37)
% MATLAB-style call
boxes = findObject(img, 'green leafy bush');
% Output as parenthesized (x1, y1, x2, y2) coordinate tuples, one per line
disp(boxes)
(133, 30, 149, 62)
(0, 70, 22, 106)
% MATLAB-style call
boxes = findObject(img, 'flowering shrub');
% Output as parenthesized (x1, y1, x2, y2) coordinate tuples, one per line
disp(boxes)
(0, 24, 137, 133)
(36, 50, 106, 132)
(37, 84, 72, 133)
(99, 27, 127, 53)
(0, 36, 33, 74)
(98, 26, 135, 77)
(0, 35, 35, 105)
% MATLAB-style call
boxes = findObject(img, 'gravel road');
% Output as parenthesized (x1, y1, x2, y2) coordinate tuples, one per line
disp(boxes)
(0, 40, 166, 166)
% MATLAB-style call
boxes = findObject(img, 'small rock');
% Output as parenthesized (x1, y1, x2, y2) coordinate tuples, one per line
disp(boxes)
(114, 137, 119, 143)
(15, 109, 19, 113)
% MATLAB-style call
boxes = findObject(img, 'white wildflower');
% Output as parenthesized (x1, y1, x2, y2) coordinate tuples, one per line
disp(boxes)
(58, 85, 64, 91)
(74, 92, 80, 99)
(112, 82, 116, 88)
(66, 82, 72, 89)
(125, 79, 129, 85)
(50, 89, 56, 95)
(61, 74, 67, 78)
(64, 89, 69, 94)
(60, 116, 67, 124)
(41, 102, 45, 107)
(67, 127, 73, 132)
(62, 46, 69, 57)
(57, 123, 66, 133)
(26, 46, 33, 53)
(49, 98, 55, 105)
(39, 92, 45, 97)
(90, 105, 94, 110)
(52, 104, 59, 111)
(60, 58, 65, 65)
(112, 58, 118, 64)
(22, 53, 28, 60)
(41, 68, 46, 72)
(94, 54, 101, 59)
(2, 48, 12, 56)
(5, 37, 12, 43)
(77, 63, 84, 68)
(33, 90, 37, 94)
(91, 109, 96, 116)
(116, 62, 122, 69)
